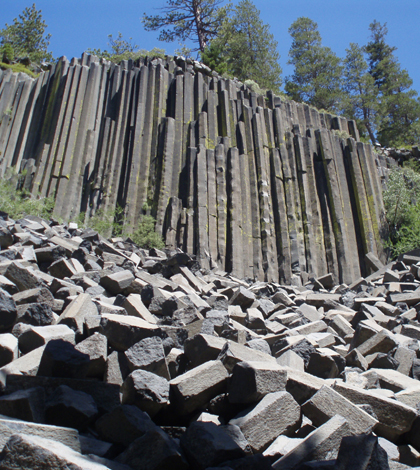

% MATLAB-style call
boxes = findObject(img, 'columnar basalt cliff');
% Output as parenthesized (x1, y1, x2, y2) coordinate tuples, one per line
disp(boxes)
(0, 53, 385, 284)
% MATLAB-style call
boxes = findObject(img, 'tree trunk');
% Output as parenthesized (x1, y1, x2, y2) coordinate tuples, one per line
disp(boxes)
(193, 0, 207, 52)
(365, 121, 377, 145)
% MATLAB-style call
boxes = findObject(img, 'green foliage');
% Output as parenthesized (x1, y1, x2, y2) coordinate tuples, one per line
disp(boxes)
(0, 61, 38, 78)
(366, 21, 397, 90)
(1, 43, 14, 63)
(174, 43, 193, 58)
(0, 4, 53, 64)
(342, 43, 379, 144)
(86, 34, 166, 64)
(87, 32, 139, 60)
(285, 17, 343, 112)
(0, 177, 54, 220)
(107, 32, 139, 56)
(332, 129, 350, 140)
(383, 166, 420, 257)
(403, 158, 420, 173)
(200, 42, 228, 75)
(130, 215, 165, 249)
(142, 0, 229, 53)
(79, 207, 122, 238)
(365, 21, 420, 147)
(77, 206, 164, 249)
(244, 79, 262, 94)
(203, 0, 282, 93)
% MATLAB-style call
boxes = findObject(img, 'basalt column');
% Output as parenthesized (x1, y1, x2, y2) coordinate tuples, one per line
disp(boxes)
(0, 55, 386, 284)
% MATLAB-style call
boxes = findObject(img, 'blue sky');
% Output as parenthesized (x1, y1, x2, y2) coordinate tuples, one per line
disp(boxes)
(2, 0, 420, 92)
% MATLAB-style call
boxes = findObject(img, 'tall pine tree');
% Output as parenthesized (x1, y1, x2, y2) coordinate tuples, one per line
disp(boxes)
(142, 0, 229, 53)
(285, 17, 343, 112)
(203, 0, 282, 93)
(342, 43, 380, 144)
(366, 21, 420, 146)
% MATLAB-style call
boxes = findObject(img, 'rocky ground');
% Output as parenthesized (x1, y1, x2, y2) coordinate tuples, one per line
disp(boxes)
(0, 214, 420, 469)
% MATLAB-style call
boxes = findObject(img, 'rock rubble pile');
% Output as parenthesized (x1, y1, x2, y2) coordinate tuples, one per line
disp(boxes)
(0, 214, 420, 469)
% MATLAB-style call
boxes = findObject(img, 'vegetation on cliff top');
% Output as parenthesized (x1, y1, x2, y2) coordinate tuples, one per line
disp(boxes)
(3, 2, 419, 148)
(0, 3, 53, 76)
(139, 1, 420, 148)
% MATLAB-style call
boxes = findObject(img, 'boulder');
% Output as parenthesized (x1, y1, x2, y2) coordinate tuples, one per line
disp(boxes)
(170, 360, 228, 415)
(121, 369, 170, 417)
(0, 434, 111, 470)
(228, 361, 287, 404)
(230, 391, 301, 453)
(180, 421, 245, 469)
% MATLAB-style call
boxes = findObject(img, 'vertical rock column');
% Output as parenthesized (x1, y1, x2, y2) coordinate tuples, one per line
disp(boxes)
(207, 148, 218, 266)
(252, 109, 278, 281)
(357, 142, 386, 260)
(17, 67, 54, 166)
(281, 131, 305, 277)
(155, 117, 175, 233)
(0, 78, 26, 175)
(227, 147, 244, 278)
(148, 63, 170, 210)
(0, 71, 18, 174)
(219, 88, 232, 147)
(237, 126, 253, 280)
(185, 147, 197, 255)
(100, 68, 135, 222)
(195, 144, 210, 270)
(75, 59, 109, 215)
(316, 129, 356, 284)
(124, 65, 150, 230)
(331, 134, 361, 281)
(50, 65, 89, 205)
(171, 73, 184, 197)
(32, 58, 71, 197)
(242, 105, 263, 281)
(215, 143, 227, 269)
(1, 77, 36, 175)
(55, 61, 105, 221)
(303, 130, 328, 277)
(271, 109, 292, 284)
(294, 132, 322, 277)
(345, 138, 377, 260)
(135, 63, 157, 215)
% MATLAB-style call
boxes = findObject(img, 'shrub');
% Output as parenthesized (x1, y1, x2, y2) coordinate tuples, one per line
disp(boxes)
(86, 45, 166, 64)
(77, 207, 164, 249)
(2, 43, 14, 63)
(0, 174, 164, 249)
(332, 129, 351, 139)
(0, 177, 54, 220)
(130, 215, 165, 250)
(0, 61, 38, 78)
(383, 165, 420, 257)
(244, 79, 262, 95)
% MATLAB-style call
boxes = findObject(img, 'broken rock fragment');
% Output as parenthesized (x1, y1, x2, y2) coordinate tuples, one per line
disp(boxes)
(228, 361, 287, 404)
(230, 391, 301, 453)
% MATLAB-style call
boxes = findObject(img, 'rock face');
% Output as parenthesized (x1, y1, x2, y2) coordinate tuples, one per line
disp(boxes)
(2, 217, 420, 468)
(0, 54, 385, 284)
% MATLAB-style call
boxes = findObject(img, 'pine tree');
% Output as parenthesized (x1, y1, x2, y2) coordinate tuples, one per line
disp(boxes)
(285, 17, 343, 112)
(365, 21, 420, 146)
(342, 43, 380, 144)
(0, 4, 53, 64)
(142, 0, 229, 53)
(200, 42, 228, 75)
(203, 0, 282, 93)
